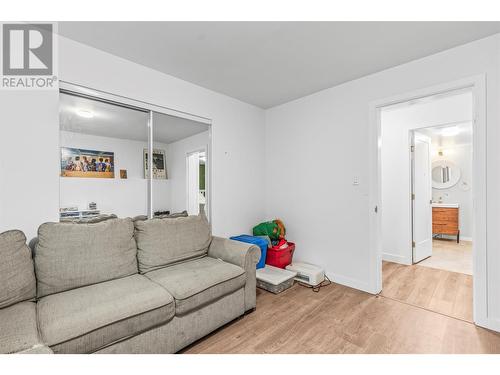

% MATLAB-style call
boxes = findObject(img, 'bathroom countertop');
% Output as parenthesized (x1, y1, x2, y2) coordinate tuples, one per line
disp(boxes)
(432, 203, 459, 208)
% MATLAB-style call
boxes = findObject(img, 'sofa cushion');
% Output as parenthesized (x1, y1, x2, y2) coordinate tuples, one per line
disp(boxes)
(35, 218, 138, 297)
(134, 214, 211, 273)
(145, 257, 246, 315)
(37, 274, 174, 354)
(0, 301, 41, 354)
(0, 230, 36, 309)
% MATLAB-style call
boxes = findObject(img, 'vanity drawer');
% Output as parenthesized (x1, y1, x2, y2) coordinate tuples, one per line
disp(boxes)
(432, 223, 458, 234)
(432, 207, 459, 234)
(432, 207, 458, 216)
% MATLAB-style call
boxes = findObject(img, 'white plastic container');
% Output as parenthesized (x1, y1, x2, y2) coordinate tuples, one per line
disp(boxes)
(256, 265, 297, 294)
(286, 262, 325, 286)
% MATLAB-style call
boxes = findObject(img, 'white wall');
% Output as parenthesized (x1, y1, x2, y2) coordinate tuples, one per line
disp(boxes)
(380, 92, 472, 264)
(265, 34, 500, 329)
(166, 131, 210, 214)
(0, 91, 60, 240)
(0, 33, 266, 239)
(432, 143, 473, 240)
(59, 130, 170, 218)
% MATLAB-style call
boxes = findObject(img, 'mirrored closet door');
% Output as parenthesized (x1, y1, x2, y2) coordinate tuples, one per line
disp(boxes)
(59, 91, 150, 221)
(151, 111, 209, 218)
(58, 86, 211, 222)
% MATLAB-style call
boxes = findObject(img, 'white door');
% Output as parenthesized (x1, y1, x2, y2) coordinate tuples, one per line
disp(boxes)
(187, 151, 200, 215)
(412, 132, 433, 263)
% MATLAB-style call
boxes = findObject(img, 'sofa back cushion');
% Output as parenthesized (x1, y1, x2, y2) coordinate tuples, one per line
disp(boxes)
(0, 230, 36, 308)
(35, 218, 138, 297)
(134, 214, 211, 273)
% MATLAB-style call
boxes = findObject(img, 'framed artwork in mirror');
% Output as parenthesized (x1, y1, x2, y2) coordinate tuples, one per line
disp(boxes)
(144, 149, 167, 179)
(60, 147, 115, 179)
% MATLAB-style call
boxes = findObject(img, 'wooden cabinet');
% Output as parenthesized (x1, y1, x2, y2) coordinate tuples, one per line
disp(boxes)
(432, 207, 460, 242)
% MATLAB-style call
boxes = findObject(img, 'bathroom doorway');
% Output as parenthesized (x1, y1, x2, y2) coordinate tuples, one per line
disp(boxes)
(411, 122, 473, 274)
(378, 87, 475, 321)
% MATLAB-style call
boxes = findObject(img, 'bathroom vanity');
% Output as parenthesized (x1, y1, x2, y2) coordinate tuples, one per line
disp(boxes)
(432, 203, 460, 243)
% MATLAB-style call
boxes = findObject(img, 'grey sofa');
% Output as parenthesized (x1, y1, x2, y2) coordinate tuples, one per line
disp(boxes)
(0, 214, 260, 354)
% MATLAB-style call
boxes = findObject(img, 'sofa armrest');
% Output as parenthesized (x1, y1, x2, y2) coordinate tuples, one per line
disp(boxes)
(208, 237, 261, 311)
(208, 237, 260, 268)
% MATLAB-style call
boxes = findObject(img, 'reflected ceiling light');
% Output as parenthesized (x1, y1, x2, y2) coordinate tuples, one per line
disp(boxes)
(441, 126, 460, 137)
(76, 109, 94, 119)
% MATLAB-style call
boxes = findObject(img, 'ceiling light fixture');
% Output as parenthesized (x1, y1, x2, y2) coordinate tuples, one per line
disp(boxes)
(76, 109, 94, 119)
(441, 126, 460, 137)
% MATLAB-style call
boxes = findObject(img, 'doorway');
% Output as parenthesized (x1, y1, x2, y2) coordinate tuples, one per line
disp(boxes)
(414, 122, 473, 275)
(186, 149, 207, 216)
(380, 89, 474, 321)
(369, 76, 487, 327)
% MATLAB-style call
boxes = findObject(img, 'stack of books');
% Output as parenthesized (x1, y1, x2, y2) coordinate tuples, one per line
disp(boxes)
(59, 206, 101, 221)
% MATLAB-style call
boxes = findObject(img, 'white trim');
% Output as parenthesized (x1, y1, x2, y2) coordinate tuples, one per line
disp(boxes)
(407, 130, 415, 263)
(368, 75, 489, 329)
(327, 271, 376, 294)
(479, 318, 500, 333)
(382, 253, 412, 265)
(147, 111, 153, 218)
(59, 80, 212, 124)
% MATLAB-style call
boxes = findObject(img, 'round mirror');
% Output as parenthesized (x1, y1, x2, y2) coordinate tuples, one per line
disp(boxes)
(431, 160, 461, 189)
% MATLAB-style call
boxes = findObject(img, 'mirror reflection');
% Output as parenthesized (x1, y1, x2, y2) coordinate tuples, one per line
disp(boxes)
(432, 165, 451, 184)
(431, 160, 461, 189)
(59, 91, 210, 222)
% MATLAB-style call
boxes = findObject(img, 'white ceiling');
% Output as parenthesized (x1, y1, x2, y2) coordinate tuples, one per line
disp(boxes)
(419, 122, 473, 148)
(59, 93, 209, 143)
(56, 21, 500, 108)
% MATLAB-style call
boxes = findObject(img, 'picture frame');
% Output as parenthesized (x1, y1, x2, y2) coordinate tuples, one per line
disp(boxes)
(144, 148, 167, 179)
(60, 147, 115, 179)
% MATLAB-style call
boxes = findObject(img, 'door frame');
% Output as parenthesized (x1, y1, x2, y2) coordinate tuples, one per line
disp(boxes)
(368, 75, 487, 328)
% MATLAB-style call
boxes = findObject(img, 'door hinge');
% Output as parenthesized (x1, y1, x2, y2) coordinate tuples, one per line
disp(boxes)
(412, 193, 415, 200)
(410, 145, 415, 152)
(412, 241, 416, 248)
(374, 205, 378, 213)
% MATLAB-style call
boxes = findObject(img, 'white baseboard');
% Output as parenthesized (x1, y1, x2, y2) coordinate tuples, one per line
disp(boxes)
(382, 252, 411, 265)
(475, 317, 500, 333)
(326, 271, 377, 294)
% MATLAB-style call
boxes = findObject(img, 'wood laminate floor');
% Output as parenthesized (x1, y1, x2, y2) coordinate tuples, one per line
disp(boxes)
(382, 261, 473, 322)
(184, 271, 499, 353)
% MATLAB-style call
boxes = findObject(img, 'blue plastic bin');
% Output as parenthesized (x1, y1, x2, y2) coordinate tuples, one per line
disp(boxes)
(230, 235, 268, 269)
